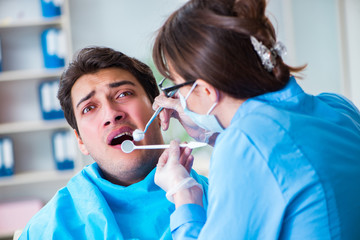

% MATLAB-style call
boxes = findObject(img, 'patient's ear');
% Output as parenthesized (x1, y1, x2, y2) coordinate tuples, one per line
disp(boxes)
(74, 129, 89, 155)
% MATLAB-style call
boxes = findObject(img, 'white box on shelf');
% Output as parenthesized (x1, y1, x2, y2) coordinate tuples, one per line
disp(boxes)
(52, 130, 76, 170)
(41, 28, 66, 69)
(40, 0, 63, 18)
(0, 37, 2, 72)
(38, 80, 64, 120)
(0, 138, 14, 177)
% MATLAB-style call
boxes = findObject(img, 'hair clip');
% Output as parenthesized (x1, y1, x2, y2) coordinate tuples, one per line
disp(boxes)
(250, 36, 287, 72)
(273, 41, 287, 58)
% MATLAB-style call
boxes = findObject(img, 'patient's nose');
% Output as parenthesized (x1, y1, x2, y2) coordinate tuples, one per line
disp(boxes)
(103, 103, 126, 127)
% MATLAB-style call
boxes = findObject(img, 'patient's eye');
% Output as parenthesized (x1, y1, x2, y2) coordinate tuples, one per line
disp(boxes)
(82, 105, 95, 114)
(118, 91, 133, 98)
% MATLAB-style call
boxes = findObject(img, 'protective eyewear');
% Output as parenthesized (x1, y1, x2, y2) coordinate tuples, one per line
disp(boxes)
(158, 77, 195, 97)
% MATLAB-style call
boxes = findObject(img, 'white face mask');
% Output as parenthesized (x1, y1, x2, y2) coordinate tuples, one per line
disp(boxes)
(179, 82, 224, 133)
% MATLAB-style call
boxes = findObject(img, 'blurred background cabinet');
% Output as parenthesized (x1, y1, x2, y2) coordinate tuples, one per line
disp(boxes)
(0, 0, 81, 238)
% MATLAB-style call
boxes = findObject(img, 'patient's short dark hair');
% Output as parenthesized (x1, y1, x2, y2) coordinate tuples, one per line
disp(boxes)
(57, 46, 159, 133)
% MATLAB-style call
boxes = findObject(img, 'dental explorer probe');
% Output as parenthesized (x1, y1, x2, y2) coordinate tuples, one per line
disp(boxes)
(133, 91, 176, 141)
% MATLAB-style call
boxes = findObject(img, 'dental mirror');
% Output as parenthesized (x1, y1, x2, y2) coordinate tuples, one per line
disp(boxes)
(121, 140, 207, 154)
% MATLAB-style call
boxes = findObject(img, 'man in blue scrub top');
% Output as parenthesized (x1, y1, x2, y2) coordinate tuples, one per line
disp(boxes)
(18, 47, 208, 240)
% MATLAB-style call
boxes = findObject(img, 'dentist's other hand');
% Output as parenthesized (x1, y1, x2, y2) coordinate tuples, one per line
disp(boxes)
(153, 93, 218, 145)
(155, 140, 203, 207)
(155, 140, 192, 192)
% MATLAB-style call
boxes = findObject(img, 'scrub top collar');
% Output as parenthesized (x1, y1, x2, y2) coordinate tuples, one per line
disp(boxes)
(254, 76, 302, 102)
(231, 76, 303, 123)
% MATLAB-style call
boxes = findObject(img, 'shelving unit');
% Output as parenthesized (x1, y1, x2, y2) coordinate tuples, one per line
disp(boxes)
(0, 1, 80, 238)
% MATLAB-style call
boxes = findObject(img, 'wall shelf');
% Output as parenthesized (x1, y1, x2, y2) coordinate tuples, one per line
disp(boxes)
(0, 120, 69, 135)
(0, 17, 62, 29)
(0, 68, 63, 82)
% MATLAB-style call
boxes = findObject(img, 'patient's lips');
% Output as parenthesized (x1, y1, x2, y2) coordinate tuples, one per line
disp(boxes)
(107, 127, 134, 146)
(110, 132, 133, 146)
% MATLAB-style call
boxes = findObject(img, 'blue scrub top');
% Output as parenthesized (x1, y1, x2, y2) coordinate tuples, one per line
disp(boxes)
(19, 163, 208, 240)
(171, 77, 360, 239)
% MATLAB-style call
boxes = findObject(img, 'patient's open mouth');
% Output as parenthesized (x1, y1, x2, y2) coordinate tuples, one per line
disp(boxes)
(110, 132, 133, 146)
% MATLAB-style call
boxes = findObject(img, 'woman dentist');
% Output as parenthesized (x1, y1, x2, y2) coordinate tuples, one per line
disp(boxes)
(152, 0, 360, 239)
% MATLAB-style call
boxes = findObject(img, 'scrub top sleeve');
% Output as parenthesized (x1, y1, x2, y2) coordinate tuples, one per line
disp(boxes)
(170, 204, 206, 240)
(197, 130, 286, 239)
(317, 93, 360, 121)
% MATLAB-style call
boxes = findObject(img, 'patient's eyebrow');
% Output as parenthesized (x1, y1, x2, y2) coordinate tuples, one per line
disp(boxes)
(76, 91, 95, 109)
(76, 80, 137, 109)
(108, 80, 136, 88)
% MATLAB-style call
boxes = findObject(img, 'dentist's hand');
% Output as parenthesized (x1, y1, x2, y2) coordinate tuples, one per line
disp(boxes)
(155, 140, 203, 207)
(153, 93, 218, 145)
(155, 140, 193, 192)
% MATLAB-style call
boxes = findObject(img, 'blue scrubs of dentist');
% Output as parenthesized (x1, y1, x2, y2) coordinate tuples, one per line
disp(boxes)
(151, 0, 360, 239)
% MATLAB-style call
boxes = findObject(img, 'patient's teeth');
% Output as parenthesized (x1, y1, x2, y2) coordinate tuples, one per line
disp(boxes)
(110, 132, 133, 146)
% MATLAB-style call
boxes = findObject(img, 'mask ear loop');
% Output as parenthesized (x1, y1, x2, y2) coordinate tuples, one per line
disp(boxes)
(206, 89, 219, 115)
(185, 82, 198, 100)
(207, 102, 217, 115)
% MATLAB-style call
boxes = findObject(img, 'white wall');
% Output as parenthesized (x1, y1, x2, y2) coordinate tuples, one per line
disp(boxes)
(69, 0, 186, 62)
(339, 0, 360, 107)
(290, 0, 342, 95)
(268, 0, 341, 94)
(268, 0, 359, 107)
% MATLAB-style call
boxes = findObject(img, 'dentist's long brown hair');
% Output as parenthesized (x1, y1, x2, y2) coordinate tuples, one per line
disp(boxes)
(153, 0, 306, 99)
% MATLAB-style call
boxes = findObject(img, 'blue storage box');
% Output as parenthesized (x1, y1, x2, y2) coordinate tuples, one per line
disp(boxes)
(0, 38, 2, 72)
(52, 131, 76, 170)
(40, 0, 62, 18)
(0, 138, 14, 177)
(38, 80, 64, 120)
(41, 28, 65, 69)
